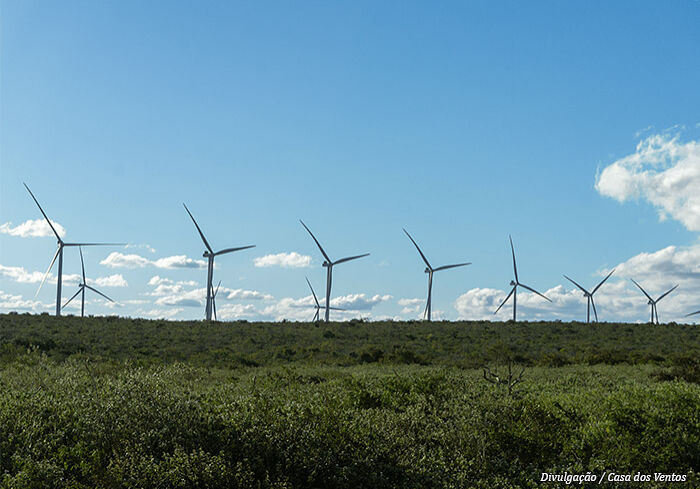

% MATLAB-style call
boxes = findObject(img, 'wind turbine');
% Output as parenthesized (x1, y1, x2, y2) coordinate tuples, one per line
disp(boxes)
(563, 269, 615, 323)
(494, 235, 551, 321)
(24, 183, 122, 316)
(183, 203, 255, 321)
(211, 281, 221, 321)
(403, 228, 470, 321)
(63, 246, 116, 317)
(300, 220, 369, 322)
(305, 276, 344, 322)
(631, 279, 678, 324)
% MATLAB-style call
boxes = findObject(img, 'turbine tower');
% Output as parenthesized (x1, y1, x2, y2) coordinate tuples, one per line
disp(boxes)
(300, 220, 369, 322)
(631, 279, 678, 324)
(63, 246, 116, 316)
(494, 235, 551, 321)
(403, 228, 470, 321)
(306, 276, 344, 322)
(211, 281, 221, 321)
(24, 183, 122, 316)
(184, 204, 255, 321)
(563, 269, 615, 323)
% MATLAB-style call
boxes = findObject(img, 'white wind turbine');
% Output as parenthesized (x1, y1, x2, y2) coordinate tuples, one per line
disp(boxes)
(300, 220, 369, 322)
(184, 203, 255, 321)
(306, 276, 344, 322)
(24, 183, 123, 316)
(63, 246, 116, 317)
(403, 228, 470, 321)
(494, 235, 551, 321)
(563, 269, 615, 323)
(631, 279, 678, 324)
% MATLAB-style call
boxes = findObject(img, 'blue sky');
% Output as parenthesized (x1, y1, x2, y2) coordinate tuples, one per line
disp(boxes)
(2, 1, 699, 322)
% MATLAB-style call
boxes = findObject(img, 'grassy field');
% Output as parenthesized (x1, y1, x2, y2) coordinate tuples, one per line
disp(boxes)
(0, 313, 698, 488)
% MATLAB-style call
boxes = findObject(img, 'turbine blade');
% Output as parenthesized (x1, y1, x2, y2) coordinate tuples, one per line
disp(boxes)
(563, 275, 589, 295)
(433, 262, 471, 272)
(591, 297, 599, 322)
(215, 245, 255, 256)
(64, 242, 125, 247)
(300, 220, 331, 263)
(494, 287, 515, 314)
(62, 288, 82, 309)
(183, 203, 213, 253)
(80, 246, 86, 284)
(23, 183, 62, 241)
(519, 283, 552, 302)
(509, 235, 518, 283)
(84, 284, 115, 303)
(334, 253, 370, 265)
(685, 310, 700, 318)
(306, 277, 320, 307)
(592, 268, 615, 295)
(630, 279, 653, 302)
(36, 246, 61, 296)
(329, 307, 345, 311)
(213, 280, 221, 299)
(656, 284, 679, 303)
(403, 228, 432, 270)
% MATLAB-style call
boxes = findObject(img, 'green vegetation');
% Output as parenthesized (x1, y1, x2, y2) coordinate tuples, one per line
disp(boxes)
(0, 314, 698, 488)
(1, 313, 698, 368)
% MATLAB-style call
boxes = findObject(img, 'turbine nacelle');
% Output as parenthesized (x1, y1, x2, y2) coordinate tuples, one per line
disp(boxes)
(510, 280, 516, 287)
(322, 261, 330, 267)
(424, 267, 431, 274)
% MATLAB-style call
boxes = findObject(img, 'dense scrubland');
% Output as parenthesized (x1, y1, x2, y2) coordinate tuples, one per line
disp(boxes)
(0, 313, 698, 488)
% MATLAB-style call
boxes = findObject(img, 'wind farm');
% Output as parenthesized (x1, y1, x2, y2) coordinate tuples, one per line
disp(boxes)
(2, 2, 699, 487)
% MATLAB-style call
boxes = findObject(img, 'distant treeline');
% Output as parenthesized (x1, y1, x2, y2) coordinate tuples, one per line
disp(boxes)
(1, 313, 698, 368)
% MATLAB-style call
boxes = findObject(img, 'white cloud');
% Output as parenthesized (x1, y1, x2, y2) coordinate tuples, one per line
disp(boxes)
(0, 264, 80, 287)
(152, 255, 207, 269)
(398, 297, 423, 315)
(253, 252, 312, 268)
(331, 293, 393, 310)
(138, 308, 184, 319)
(216, 303, 260, 320)
(0, 291, 44, 311)
(0, 219, 66, 238)
(91, 274, 128, 287)
(224, 288, 274, 301)
(0, 264, 46, 284)
(101, 252, 206, 269)
(148, 275, 197, 287)
(595, 133, 700, 231)
(151, 283, 272, 308)
(100, 252, 150, 269)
